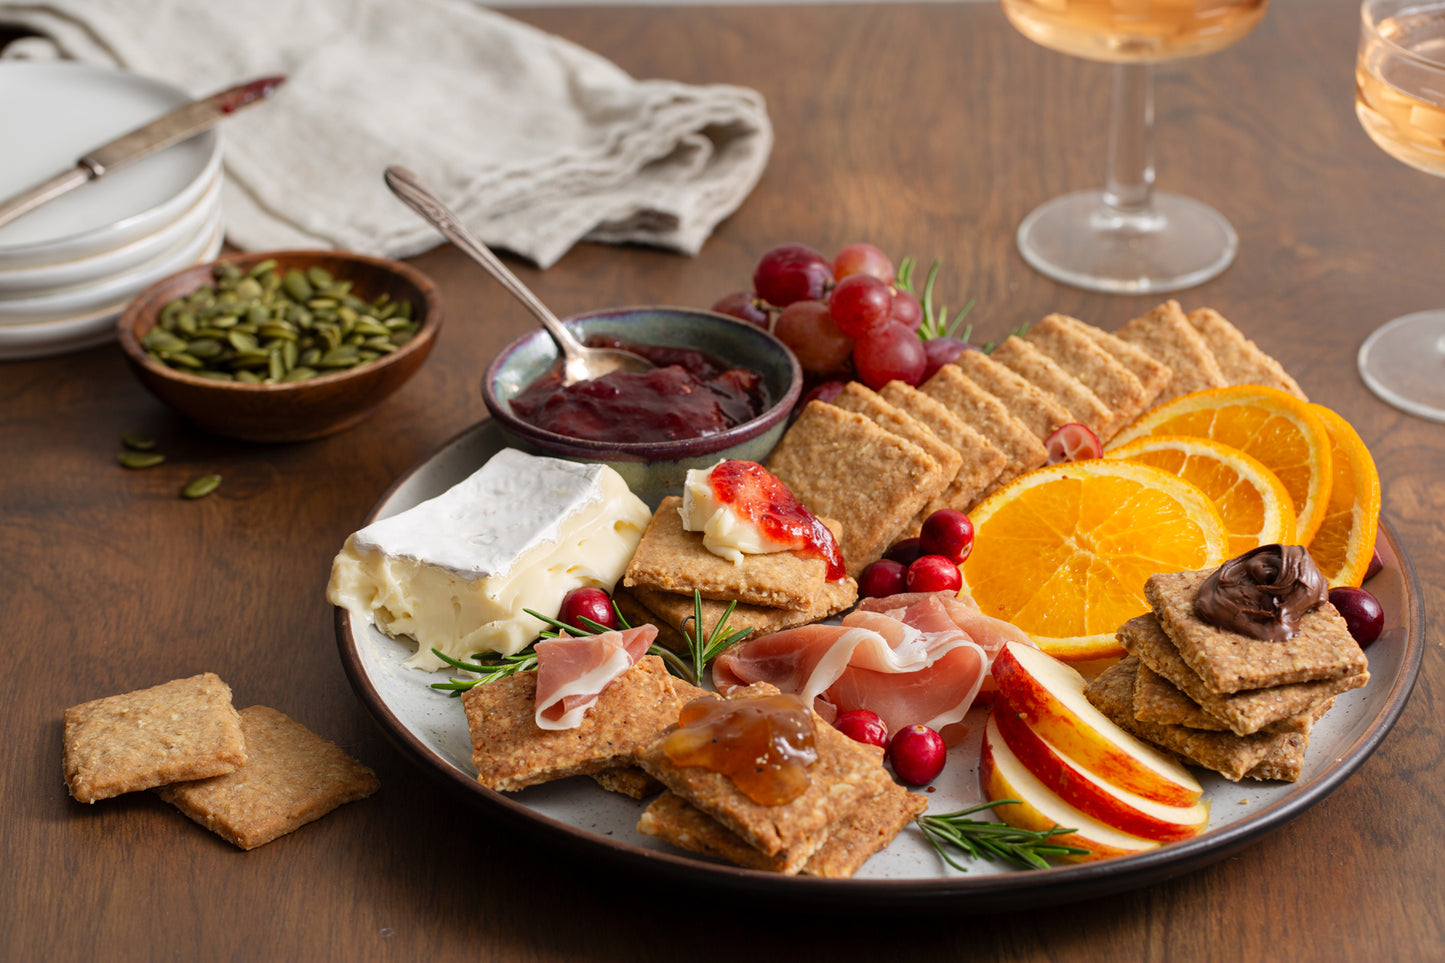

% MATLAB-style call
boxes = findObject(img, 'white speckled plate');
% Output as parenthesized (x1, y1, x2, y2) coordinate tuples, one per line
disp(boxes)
(336, 419, 1424, 910)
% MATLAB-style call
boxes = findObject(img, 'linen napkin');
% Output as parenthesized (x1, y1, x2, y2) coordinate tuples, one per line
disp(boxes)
(0, 0, 773, 268)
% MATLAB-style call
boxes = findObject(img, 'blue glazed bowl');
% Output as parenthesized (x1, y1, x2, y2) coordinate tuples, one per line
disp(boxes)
(482, 306, 802, 508)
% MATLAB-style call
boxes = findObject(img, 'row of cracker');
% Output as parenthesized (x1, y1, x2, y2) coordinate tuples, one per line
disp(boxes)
(63, 672, 379, 849)
(762, 302, 1306, 579)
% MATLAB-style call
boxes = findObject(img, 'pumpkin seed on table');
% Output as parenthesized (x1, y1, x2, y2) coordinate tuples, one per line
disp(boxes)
(145, 261, 417, 383)
(118, 451, 165, 469)
(181, 474, 222, 499)
(121, 432, 157, 451)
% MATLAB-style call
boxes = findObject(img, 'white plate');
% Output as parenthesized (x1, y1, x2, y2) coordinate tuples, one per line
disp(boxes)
(0, 62, 221, 269)
(336, 421, 1425, 910)
(0, 224, 223, 360)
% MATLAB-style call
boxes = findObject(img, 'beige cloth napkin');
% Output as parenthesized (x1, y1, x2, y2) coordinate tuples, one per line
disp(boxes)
(0, 0, 772, 267)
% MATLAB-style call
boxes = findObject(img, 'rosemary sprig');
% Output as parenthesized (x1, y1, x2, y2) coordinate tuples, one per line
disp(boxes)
(429, 648, 538, 695)
(896, 256, 975, 345)
(916, 799, 1089, 871)
(672, 591, 754, 687)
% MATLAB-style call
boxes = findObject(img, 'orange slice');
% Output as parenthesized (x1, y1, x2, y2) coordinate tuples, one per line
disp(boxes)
(1305, 404, 1381, 587)
(1106, 386, 1333, 544)
(961, 460, 1230, 661)
(1105, 435, 1297, 557)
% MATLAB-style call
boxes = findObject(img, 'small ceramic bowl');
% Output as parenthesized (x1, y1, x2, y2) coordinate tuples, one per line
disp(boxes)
(117, 250, 442, 443)
(482, 306, 802, 508)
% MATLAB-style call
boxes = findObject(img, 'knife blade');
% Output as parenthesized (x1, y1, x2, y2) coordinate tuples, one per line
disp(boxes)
(0, 74, 285, 231)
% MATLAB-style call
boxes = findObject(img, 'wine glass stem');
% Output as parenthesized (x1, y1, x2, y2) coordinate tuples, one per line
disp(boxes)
(1102, 64, 1156, 218)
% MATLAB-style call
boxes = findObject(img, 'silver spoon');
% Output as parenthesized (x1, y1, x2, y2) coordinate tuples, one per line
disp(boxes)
(384, 165, 653, 385)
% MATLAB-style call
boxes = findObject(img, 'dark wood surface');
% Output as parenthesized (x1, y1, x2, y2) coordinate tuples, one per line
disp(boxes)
(5, 1, 1442, 959)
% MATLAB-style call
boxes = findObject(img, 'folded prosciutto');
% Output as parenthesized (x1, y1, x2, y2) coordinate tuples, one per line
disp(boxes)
(534, 624, 657, 730)
(711, 592, 1032, 739)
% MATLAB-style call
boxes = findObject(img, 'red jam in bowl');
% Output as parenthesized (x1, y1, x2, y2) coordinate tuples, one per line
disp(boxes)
(508, 337, 769, 444)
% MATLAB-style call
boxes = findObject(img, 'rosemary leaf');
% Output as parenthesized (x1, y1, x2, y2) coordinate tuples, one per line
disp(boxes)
(916, 799, 1089, 871)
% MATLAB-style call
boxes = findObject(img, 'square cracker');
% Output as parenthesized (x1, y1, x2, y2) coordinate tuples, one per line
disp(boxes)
(1145, 570, 1368, 693)
(1115, 300, 1228, 403)
(624, 497, 831, 609)
(1187, 308, 1308, 400)
(63, 672, 246, 804)
(1118, 612, 1367, 734)
(590, 766, 664, 799)
(1023, 314, 1153, 438)
(1085, 657, 1312, 782)
(1068, 315, 1173, 403)
(879, 380, 1007, 515)
(765, 401, 950, 576)
(951, 349, 1073, 441)
(829, 381, 964, 486)
(462, 655, 683, 791)
(611, 586, 687, 651)
(988, 336, 1114, 436)
(635, 683, 895, 867)
(630, 574, 857, 642)
(155, 705, 378, 850)
(919, 364, 1048, 492)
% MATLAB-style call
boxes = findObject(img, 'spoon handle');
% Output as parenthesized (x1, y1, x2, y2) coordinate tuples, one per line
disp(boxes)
(382, 166, 586, 358)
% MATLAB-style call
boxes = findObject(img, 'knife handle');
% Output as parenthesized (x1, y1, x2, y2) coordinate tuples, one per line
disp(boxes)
(0, 167, 93, 231)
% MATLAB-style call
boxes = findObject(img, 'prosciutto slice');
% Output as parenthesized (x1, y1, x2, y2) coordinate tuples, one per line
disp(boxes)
(712, 592, 1033, 739)
(533, 624, 657, 730)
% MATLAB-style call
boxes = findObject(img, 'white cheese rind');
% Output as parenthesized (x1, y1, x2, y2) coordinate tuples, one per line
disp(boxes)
(679, 462, 789, 564)
(326, 448, 650, 670)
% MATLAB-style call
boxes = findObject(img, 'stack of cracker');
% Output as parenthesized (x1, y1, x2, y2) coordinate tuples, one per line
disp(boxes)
(1084, 568, 1369, 782)
(617, 495, 858, 645)
(635, 683, 927, 877)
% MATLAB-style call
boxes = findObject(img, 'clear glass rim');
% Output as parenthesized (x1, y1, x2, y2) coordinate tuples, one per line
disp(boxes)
(1361, 0, 1445, 71)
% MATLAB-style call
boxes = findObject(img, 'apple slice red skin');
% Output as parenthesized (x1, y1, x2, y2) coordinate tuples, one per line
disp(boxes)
(991, 696, 1210, 843)
(991, 642, 1202, 807)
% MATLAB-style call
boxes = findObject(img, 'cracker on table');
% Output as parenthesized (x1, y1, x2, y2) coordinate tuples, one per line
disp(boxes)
(988, 336, 1114, 437)
(635, 683, 895, 868)
(1024, 314, 1153, 439)
(1069, 315, 1173, 404)
(765, 401, 950, 576)
(1115, 300, 1228, 404)
(155, 705, 377, 849)
(951, 349, 1073, 441)
(1187, 308, 1308, 400)
(630, 572, 857, 642)
(919, 364, 1048, 492)
(1145, 570, 1369, 693)
(623, 497, 831, 609)
(830, 381, 964, 488)
(1085, 657, 1310, 781)
(878, 380, 1007, 516)
(462, 655, 683, 791)
(1118, 612, 1367, 734)
(63, 672, 246, 804)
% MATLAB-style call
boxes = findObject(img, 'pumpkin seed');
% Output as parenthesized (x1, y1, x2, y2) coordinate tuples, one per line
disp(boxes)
(121, 432, 157, 451)
(119, 451, 165, 469)
(181, 474, 222, 499)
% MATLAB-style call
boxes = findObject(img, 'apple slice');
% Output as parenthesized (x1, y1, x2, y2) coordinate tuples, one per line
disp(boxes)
(992, 696, 1210, 842)
(991, 641, 1202, 807)
(980, 713, 1159, 862)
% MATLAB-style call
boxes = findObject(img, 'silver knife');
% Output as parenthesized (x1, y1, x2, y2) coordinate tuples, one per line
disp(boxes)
(0, 74, 285, 230)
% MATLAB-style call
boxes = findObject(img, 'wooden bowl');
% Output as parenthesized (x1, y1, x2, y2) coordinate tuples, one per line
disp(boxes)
(117, 250, 441, 443)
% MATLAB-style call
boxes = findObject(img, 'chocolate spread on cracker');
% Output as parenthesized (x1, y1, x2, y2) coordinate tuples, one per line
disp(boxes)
(1194, 545, 1328, 643)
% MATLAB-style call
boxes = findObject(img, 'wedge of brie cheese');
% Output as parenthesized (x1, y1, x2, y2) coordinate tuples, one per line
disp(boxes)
(327, 448, 650, 671)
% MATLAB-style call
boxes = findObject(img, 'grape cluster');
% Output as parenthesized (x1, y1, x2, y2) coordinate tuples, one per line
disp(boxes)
(711, 243, 973, 392)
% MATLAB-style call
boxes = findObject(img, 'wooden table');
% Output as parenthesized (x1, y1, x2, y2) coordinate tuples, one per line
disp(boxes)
(5, 0, 1441, 958)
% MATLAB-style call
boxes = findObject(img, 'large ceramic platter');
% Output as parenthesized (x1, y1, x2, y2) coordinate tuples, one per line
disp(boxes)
(336, 419, 1424, 911)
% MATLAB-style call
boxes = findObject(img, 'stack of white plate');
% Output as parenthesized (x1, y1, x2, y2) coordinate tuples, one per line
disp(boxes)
(0, 62, 226, 360)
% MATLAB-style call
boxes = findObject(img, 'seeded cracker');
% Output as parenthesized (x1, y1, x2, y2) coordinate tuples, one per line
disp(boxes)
(765, 401, 949, 576)
(830, 381, 964, 489)
(1023, 314, 1153, 438)
(155, 706, 378, 850)
(951, 349, 1073, 440)
(624, 497, 834, 609)
(611, 586, 687, 651)
(1115, 300, 1228, 403)
(1187, 308, 1309, 400)
(919, 365, 1048, 492)
(1145, 569, 1368, 693)
(629, 576, 857, 640)
(988, 336, 1114, 437)
(63, 672, 246, 804)
(1066, 315, 1173, 403)
(590, 766, 665, 799)
(878, 380, 1007, 515)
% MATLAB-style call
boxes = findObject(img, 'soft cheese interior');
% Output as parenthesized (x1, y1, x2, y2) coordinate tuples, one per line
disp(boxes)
(327, 448, 651, 671)
(680, 461, 786, 564)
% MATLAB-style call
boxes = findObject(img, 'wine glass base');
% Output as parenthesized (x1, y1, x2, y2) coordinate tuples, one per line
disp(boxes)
(1016, 190, 1238, 294)
(1358, 310, 1445, 423)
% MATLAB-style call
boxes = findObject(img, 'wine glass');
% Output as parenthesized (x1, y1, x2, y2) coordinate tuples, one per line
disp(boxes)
(1354, 0, 1445, 422)
(1002, 1, 1270, 293)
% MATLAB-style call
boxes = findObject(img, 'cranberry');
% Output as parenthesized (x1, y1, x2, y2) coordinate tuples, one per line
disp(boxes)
(906, 555, 962, 594)
(833, 709, 889, 748)
(1365, 544, 1384, 581)
(884, 536, 925, 567)
(889, 724, 947, 785)
(919, 509, 975, 564)
(1045, 423, 1102, 464)
(1329, 586, 1384, 647)
(557, 587, 618, 633)
(858, 559, 908, 599)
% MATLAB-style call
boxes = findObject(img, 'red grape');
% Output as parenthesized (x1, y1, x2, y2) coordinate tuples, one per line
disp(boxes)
(1329, 586, 1384, 647)
(889, 289, 923, 331)
(858, 559, 908, 599)
(906, 555, 962, 593)
(919, 509, 974, 564)
(884, 536, 925, 567)
(833, 709, 890, 748)
(711, 290, 771, 329)
(921, 336, 971, 382)
(831, 243, 895, 284)
(799, 379, 848, 409)
(889, 725, 946, 785)
(558, 587, 619, 633)
(853, 321, 927, 389)
(753, 244, 833, 307)
(774, 300, 854, 374)
(1045, 423, 1103, 464)
(827, 274, 893, 338)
